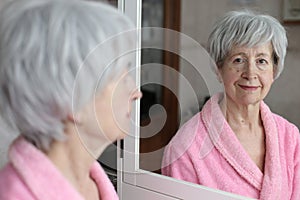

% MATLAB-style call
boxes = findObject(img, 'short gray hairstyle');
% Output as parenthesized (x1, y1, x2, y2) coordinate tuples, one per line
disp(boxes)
(208, 10, 287, 79)
(0, 0, 135, 150)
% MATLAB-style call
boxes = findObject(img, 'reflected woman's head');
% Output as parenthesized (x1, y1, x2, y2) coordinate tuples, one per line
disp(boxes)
(0, 0, 135, 151)
(208, 10, 287, 79)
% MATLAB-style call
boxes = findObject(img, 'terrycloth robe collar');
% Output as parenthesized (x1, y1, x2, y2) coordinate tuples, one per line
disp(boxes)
(201, 93, 282, 200)
(8, 137, 118, 200)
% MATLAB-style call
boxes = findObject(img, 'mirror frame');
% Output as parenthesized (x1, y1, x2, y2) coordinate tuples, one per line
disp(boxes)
(117, 0, 253, 199)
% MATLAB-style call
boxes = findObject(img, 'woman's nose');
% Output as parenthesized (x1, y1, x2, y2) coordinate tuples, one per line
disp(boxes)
(130, 89, 142, 101)
(242, 61, 258, 80)
(127, 89, 142, 117)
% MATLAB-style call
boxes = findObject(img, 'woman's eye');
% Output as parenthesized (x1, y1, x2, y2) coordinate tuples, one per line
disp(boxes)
(257, 59, 268, 64)
(233, 57, 244, 64)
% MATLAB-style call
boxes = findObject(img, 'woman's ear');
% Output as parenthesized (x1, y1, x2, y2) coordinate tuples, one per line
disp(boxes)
(66, 113, 82, 125)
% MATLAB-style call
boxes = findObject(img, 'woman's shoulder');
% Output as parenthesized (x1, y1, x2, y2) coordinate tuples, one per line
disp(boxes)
(0, 163, 18, 185)
(169, 113, 203, 144)
(167, 95, 220, 149)
(0, 163, 34, 199)
(271, 112, 300, 148)
(272, 113, 299, 134)
(165, 111, 211, 161)
(261, 101, 299, 139)
(162, 112, 206, 168)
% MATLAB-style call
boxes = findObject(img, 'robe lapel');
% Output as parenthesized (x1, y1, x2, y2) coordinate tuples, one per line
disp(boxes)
(259, 102, 282, 200)
(9, 137, 84, 200)
(201, 94, 282, 199)
(90, 162, 118, 200)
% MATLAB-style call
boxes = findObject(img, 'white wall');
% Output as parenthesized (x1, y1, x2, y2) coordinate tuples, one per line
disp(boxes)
(179, 0, 300, 128)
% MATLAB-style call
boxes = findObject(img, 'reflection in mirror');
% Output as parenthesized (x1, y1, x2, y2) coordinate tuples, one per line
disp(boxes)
(139, 0, 181, 173)
(139, 0, 300, 199)
(139, 0, 217, 174)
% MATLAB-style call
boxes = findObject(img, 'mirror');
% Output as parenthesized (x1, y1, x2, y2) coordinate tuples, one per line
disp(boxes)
(138, 0, 300, 198)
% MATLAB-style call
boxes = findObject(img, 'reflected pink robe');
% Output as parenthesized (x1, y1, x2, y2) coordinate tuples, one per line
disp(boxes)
(162, 94, 300, 200)
(0, 137, 118, 200)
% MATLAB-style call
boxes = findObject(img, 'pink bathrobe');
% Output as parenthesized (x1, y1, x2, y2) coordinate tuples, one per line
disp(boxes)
(0, 137, 118, 200)
(162, 94, 300, 200)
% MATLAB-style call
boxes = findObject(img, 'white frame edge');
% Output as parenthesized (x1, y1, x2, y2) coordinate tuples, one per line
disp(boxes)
(118, 1, 255, 199)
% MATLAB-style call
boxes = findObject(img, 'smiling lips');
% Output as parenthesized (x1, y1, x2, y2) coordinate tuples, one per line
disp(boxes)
(238, 84, 260, 91)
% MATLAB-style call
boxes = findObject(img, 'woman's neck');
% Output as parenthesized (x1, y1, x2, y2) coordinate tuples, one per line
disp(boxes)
(219, 95, 262, 131)
(219, 94, 266, 172)
(45, 122, 108, 199)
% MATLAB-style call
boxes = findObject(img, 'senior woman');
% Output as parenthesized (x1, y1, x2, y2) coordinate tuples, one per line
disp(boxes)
(162, 10, 300, 199)
(0, 0, 141, 200)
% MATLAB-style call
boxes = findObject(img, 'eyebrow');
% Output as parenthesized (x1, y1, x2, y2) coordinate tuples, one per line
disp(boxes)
(229, 52, 271, 58)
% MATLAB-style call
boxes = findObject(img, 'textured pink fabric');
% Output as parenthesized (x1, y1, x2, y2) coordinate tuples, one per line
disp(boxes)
(162, 93, 300, 200)
(0, 137, 118, 200)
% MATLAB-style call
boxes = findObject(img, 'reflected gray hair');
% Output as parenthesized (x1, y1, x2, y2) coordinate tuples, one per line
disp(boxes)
(0, 0, 135, 150)
(208, 10, 287, 79)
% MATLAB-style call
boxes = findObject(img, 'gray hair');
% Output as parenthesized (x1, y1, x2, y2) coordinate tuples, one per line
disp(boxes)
(0, 0, 135, 150)
(208, 10, 287, 79)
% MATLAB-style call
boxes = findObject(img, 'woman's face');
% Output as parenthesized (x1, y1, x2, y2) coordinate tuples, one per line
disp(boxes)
(94, 68, 142, 142)
(218, 42, 274, 106)
(79, 66, 142, 145)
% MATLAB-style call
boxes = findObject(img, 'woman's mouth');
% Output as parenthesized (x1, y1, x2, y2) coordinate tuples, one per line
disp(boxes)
(238, 84, 259, 91)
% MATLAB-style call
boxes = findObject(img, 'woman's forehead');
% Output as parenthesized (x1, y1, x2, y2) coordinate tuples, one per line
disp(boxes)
(228, 42, 273, 56)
